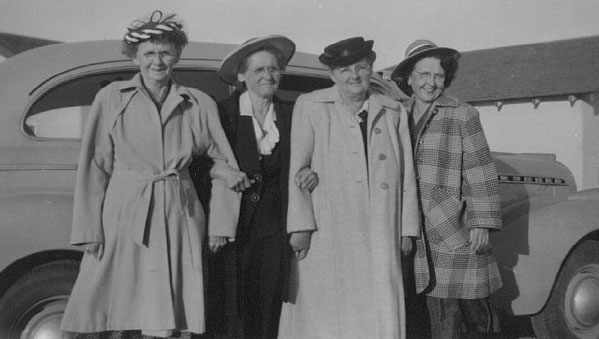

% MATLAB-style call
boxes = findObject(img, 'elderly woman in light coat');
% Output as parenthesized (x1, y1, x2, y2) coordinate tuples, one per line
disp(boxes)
(60, 11, 248, 338)
(278, 37, 420, 339)
(391, 39, 503, 338)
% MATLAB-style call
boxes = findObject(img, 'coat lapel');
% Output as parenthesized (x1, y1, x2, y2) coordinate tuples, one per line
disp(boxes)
(411, 95, 460, 148)
(368, 100, 386, 135)
(235, 116, 261, 174)
(274, 98, 292, 158)
(273, 99, 292, 212)
(368, 92, 400, 139)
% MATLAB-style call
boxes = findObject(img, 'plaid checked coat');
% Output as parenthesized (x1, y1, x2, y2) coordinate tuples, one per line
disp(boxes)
(410, 95, 503, 299)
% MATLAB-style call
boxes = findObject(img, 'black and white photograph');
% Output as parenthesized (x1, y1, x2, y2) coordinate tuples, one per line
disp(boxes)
(0, 1, 598, 338)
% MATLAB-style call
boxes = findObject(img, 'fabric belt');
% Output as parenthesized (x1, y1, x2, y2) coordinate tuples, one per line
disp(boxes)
(112, 168, 201, 270)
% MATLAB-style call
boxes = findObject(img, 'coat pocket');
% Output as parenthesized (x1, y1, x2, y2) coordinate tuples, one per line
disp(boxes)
(425, 187, 468, 251)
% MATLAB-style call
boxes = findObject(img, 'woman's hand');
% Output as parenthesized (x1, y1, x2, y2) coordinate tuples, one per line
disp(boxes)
(289, 231, 312, 260)
(230, 172, 253, 192)
(82, 242, 104, 260)
(209, 236, 228, 253)
(401, 236, 414, 256)
(295, 168, 319, 192)
(469, 228, 489, 253)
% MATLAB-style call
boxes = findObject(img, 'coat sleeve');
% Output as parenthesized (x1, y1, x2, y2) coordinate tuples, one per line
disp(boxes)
(460, 106, 502, 231)
(70, 87, 115, 245)
(199, 96, 242, 238)
(397, 105, 421, 237)
(286, 94, 317, 233)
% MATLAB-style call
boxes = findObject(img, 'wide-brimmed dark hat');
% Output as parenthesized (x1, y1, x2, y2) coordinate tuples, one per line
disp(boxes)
(390, 39, 459, 81)
(319, 37, 376, 68)
(219, 35, 296, 86)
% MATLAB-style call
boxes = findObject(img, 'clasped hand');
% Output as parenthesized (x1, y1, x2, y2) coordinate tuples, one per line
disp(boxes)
(217, 168, 319, 254)
(469, 228, 489, 253)
(229, 167, 318, 193)
(81, 242, 104, 260)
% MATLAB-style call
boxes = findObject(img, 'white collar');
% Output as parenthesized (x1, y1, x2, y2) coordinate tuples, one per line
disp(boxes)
(239, 91, 280, 155)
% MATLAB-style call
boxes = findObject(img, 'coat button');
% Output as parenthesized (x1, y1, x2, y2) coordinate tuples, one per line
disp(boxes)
(253, 173, 263, 182)
(379, 154, 387, 160)
(374, 128, 382, 134)
(250, 193, 260, 202)
(380, 183, 389, 189)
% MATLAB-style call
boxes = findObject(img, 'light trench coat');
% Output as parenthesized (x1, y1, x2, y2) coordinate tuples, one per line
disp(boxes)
(60, 74, 241, 334)
(278, 87, 420, 339)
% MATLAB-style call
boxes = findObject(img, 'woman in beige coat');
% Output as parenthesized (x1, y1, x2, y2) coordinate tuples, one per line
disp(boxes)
(278, 37, 420, 339)
(60, 11, 248, 338)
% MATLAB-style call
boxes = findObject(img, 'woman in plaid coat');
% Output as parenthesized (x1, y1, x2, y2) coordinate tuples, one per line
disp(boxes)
(391, 39, 503, 338)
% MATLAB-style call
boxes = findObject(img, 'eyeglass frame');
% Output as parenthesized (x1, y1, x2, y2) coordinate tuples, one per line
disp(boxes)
(247, 66, 282, 77)
(412, 71, 446, 82)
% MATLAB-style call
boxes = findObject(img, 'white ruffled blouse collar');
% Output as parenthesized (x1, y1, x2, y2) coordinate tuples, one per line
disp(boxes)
(239, 91, 280, 155)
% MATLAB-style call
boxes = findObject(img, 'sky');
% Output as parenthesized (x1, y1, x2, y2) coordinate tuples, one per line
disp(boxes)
(0, 0, 598, 68)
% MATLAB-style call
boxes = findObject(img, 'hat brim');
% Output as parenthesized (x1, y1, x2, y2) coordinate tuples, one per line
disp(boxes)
(219, 35, 296, 86)
(390, 46, 459, 82)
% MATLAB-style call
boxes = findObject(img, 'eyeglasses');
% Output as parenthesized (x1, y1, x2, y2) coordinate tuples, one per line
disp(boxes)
(413, 71, 445, 82)
(249, 67, 282, 76)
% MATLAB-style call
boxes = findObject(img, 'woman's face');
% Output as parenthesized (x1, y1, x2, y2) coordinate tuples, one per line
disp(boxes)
(408, 56, 446, 104)
(237, 50, 282, 99)
(133, 40, 179, 87)
(330, 58, 373, 98)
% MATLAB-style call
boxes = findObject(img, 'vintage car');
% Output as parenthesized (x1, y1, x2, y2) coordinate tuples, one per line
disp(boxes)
(0, 37, 598, 339)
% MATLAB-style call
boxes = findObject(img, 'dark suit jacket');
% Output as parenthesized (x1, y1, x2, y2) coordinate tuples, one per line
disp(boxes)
(191, 92, 295, 336)
(217, 91, 293, 240)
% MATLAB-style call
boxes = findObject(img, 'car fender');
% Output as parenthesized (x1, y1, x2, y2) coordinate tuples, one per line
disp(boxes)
(491, 189, 599, 315)
(0, 191, 76, 274)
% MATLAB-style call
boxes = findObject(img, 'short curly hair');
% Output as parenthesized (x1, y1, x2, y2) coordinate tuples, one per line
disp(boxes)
(397, 51, 459, 96)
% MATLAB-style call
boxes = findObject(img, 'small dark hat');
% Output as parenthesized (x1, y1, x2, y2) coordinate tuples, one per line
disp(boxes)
(219, 35, 296, 86)
(319, 37, 376, 68)
(390, 39, 459, 82)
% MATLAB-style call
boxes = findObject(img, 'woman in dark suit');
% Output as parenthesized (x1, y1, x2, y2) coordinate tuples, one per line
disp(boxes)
(202, 35, 318, 339)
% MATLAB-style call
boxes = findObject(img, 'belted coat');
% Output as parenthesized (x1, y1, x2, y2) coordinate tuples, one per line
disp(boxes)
(410, 95, 503, 299)
(278, 86, 420, 339)
(60, 74, 241, 334)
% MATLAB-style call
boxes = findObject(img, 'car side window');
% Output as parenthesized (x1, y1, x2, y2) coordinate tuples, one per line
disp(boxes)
(277, 74, 333, 101)
(25, 105, 92, 139)
(24, 69, 232, 140)
(24, 69, 331, 140)
(25, 71, 135, 139)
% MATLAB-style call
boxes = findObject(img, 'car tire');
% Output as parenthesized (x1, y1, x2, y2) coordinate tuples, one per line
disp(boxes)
(0, 259, 79, 339)
(531, 240, 599, 339)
